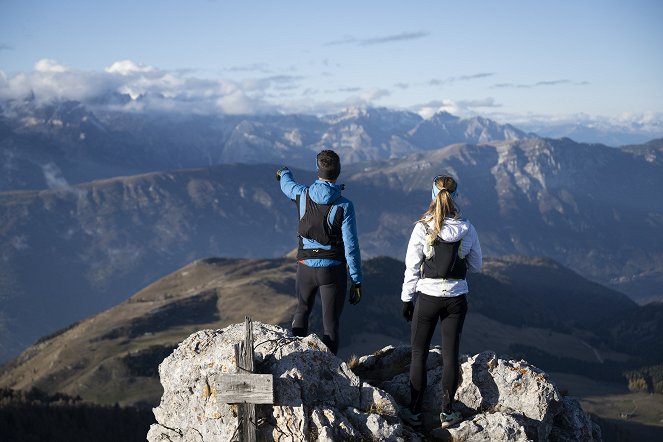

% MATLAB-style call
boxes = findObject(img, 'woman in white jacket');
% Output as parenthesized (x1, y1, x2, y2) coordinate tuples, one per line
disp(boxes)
(399, 174, 482, 429)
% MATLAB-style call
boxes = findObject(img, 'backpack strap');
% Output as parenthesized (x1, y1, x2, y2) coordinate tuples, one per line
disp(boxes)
(296, 189, 308, 220)
(327, 195, 343, 228)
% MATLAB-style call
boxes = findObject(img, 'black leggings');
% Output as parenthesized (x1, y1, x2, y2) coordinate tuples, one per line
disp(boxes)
(291, 263, 347, 355)
(409, 292, 468, 414)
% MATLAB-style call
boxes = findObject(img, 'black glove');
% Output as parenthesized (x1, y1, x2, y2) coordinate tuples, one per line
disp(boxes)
(349, 283, 362, 305)
(276, 166, 289, 181)
(402, 301, 414, 321)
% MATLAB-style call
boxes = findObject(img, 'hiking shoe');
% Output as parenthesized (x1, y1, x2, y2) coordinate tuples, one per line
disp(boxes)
(440, 410, 463, 428)
(399, 407, 422, 427)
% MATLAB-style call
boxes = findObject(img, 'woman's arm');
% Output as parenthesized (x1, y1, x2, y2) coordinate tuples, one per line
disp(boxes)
(401, 223, 426, 302)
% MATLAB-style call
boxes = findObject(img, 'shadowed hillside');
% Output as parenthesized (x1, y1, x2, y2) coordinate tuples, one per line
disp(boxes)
(0, 255, 654, 407)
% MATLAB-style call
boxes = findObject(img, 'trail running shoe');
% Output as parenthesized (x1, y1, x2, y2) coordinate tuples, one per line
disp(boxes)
(399, 407, 422, 427)
(440, 410, 463, 428)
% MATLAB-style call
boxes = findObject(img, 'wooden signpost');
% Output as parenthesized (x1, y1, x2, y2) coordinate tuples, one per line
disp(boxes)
(211, 317, 274, 442)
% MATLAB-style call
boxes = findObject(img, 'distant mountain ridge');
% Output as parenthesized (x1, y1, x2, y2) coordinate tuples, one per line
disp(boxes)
(1, 136, 662, 361)
(0, 101, 529, 191)
(519, 119, 663, 146)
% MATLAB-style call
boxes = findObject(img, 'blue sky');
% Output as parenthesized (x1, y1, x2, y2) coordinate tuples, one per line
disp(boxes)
(0, 0, 661, 123)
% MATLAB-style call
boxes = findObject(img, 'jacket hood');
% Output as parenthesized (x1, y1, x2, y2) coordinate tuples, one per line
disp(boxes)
(308, 180, 343, 204)
(425, 217, 470, 242)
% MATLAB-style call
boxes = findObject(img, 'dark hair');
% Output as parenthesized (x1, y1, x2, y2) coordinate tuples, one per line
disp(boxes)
(317, 150, 341, 180)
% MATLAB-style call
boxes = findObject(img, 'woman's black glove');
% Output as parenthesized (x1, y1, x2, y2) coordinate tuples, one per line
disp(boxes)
(402, 301, 414, 321)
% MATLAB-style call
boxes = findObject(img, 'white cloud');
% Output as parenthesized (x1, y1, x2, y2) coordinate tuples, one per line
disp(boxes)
(0, 58, 284, 115)
(457, 97, 501, 109)
(34, 59, 69, 73)
(414, 100, 467, 119)
(41, 162, 90, 198)
(42, 162, 71, 190)
(105, 60, 155, 75)
(413, 97, 502, 119)
(0, 60, 122, 103)
(356, 88, 390, 102)
(2, 59, 657, 131)
(216, 89, 276, 115)
(0, 60, 398, 116)
(274, 87, 391, 116)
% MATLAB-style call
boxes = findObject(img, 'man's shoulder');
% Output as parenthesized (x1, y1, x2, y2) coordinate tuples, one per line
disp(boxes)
(335, 195, 354, 207)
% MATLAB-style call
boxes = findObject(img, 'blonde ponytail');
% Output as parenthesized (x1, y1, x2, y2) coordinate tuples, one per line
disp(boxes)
(417, 175, 459, 246)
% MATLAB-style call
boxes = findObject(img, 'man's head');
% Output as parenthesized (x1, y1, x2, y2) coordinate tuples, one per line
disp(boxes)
(316, 150, 341, 181)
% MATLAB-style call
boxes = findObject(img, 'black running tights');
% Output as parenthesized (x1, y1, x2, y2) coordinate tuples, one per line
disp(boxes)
(409, 292, 468, 414)
(291, 263, 347, 355)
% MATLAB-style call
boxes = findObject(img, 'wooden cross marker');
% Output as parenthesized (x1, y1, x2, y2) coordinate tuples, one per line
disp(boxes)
(211, 316, 274, 442)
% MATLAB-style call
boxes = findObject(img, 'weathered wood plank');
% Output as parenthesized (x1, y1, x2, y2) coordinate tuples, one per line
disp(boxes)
(242, 317, 257, 442)
(244, 316, 254, 372)
(214, 374, 274, 405)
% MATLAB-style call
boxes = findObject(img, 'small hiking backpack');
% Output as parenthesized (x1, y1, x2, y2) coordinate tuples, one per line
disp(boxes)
(295, 189, 345, 261)
(420, 222, 467, 280)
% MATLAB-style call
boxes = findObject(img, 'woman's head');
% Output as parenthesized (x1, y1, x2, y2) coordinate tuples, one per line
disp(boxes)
(419, 175, 460, 241)
(431, 175, 458, 201)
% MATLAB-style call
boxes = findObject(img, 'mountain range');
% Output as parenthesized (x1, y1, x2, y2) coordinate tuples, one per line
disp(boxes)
(1, 135, 662, 362)
(1, 101, 528, 191)
(517, 118, 663, 147)
(1, 101, 662, 357)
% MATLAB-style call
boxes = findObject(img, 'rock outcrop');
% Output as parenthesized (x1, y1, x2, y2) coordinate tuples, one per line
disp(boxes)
(147, 322, 601, 441)
(355, 346, 601, 441)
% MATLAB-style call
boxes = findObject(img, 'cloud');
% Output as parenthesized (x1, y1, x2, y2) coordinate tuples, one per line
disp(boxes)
(224, 63, 272, 74)
(357, 88, 390, 101)
(35, 59, 69, 73)
(413, 97, 501, 119)
(414, 100, 459, 119)
(335, 87, 362, 93)
(0, 43, 13, 52)
(493, 79, 589, 89)
(277, 87, 391, 115)
(428, 72, 496, 87)
(0, 58, 290, 115)
(0, 59, 400, 116)
(458, 73, 495, 81)
(40, 162, 91, 198)
(0, 60, 123, 104)
(42, 162, 71, 190)
(394, 82, 409, 89)
(325, 31, 430, 46)
(457, 97, 501, 108)
(105, 60, 156, 75)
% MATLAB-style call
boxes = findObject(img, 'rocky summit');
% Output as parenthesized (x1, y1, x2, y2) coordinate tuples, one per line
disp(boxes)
(147, 322, 600, 441)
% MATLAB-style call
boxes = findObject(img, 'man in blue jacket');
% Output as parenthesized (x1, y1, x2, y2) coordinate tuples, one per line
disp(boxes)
(276, 149, 362, 355)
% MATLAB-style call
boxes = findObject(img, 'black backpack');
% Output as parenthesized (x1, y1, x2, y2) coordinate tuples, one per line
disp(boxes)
(295, 189, 345, 261)
(420, 222, 467, 280)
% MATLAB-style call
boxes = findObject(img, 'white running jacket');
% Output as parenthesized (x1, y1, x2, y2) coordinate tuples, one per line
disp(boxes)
(401, 217, 482, 302)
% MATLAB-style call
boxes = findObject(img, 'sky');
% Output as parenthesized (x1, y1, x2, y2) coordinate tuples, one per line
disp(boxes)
(0, 0, 662, 125)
